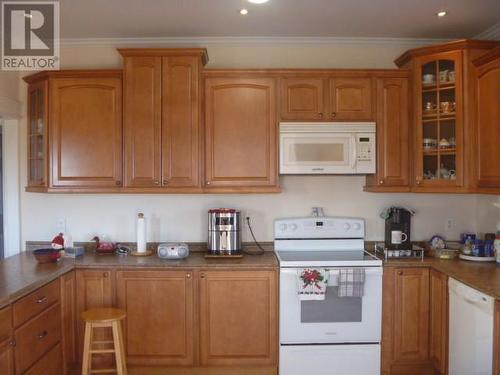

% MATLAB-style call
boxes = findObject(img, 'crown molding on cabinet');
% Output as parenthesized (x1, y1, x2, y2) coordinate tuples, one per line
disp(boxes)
(60, 36, 451, 47)
(475, 22, 500, 41)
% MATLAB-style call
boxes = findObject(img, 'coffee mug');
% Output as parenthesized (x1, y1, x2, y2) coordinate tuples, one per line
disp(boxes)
(391, 230, 408, 244)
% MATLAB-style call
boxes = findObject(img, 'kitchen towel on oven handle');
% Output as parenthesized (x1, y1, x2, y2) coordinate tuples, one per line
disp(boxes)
(337, 268, 365, 297)
(296, 268, 329, 301)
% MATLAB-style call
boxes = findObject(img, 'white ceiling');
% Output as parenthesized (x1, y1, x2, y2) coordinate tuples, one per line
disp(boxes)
(60, 0, 500, 40)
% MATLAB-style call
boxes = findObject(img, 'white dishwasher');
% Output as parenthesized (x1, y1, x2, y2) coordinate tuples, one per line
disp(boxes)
(449, 278, 494, 375)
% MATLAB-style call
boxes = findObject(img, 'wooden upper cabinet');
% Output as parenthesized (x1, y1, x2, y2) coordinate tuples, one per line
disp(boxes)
(365, 76, 410, 191)
(162, 56, 200, 188)
(199, 270, 278, 366)
(50, 75, 122, 187)
(123, 56, 162, 187)
(329, 77, 373, 120)
(120, 49, 206, 190)
(474, 47, 500, 191)
(116, 270, 194, 366)
(204, 75, 279, 191)
(280, 78, 326, 120)
(429, 269, 448, 375)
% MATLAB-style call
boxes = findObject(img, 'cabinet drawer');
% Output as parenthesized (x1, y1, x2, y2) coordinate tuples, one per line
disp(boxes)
(13, 279, 60, 327)
(0, 306, 12, 342)
(24, 343, 62, 375)
(14, 303, 61, 374)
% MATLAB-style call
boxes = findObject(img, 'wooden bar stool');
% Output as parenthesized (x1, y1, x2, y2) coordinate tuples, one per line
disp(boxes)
(81, 308, 127, 375)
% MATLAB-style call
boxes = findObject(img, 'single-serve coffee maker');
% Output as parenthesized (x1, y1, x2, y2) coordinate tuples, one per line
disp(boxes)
(384, 207, 413, 250)
(208, 208, 242, 255)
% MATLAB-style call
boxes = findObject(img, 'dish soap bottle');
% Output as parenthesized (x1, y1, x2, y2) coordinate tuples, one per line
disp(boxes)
(495, 223, 500, 265)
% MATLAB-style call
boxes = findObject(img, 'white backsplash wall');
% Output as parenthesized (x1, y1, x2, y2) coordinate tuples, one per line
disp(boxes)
(22, 176, 478, 243)
(18, 40, 484, 246)
(476, 194, 500, 235)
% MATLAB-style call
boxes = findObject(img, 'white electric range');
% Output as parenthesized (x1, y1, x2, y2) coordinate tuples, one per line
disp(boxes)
(274, 216, 383, 375)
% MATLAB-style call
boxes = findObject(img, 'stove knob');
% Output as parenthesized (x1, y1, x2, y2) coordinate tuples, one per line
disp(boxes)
(343, 223, 351, 231)
(279, 223, 287, 231)
(353, 223, 361, 230)
(289, 224, 298, 231)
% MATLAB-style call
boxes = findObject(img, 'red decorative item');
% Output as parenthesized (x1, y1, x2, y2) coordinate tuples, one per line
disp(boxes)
(92, 236, 117, 254)
(51, 233, 65, 250)
(300, 269, 325, 289)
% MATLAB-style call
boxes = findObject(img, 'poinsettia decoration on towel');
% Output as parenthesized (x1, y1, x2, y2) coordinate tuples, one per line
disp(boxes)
(297, 269, 329, 301)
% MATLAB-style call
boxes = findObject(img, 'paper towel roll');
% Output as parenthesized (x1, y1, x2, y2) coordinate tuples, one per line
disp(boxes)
(137, 213, 146, 253)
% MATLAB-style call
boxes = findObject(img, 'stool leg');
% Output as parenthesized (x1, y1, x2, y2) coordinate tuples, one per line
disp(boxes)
(112, 321, 127, 375)
(81, 322, 93, 375)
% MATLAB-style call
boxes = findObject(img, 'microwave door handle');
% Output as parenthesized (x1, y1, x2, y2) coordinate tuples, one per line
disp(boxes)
(350, 136, 357, 169)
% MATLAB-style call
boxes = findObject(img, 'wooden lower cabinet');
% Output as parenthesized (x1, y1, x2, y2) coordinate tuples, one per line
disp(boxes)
(198, 270, 278, 366)
(429, 269, 448, 375)
(116, 270, 194, 366)
(61, 271, 76, 374)
(0, 337, 14, 375)
(382, 267, 433, 375)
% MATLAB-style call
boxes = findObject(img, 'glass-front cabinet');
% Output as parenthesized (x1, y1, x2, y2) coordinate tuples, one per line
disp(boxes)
(414, 51, 463, 190)
(27, 81, 48, 187)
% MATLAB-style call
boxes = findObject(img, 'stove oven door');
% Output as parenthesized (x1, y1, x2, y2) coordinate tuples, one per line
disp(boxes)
(280, 266, 382, 344)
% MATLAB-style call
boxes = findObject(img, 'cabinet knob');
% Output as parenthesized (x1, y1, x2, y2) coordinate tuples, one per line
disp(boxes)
(37, 330, 48, 340)
(9, 340, 16, 347)
(35, 296, 47, 304)
(200, 273, 206, 278)
(206, 181, 211, 186)
(397, 271, 403, 275)
(103, 272, 109, 278)
(115, 180, 121, 186)
(331, 112, 336, 118)
(379, 180, 384, 185)
(186, 273, 191, 279)
(318, 112, 324, 119)
(154, 180, 159, 185)
(416, 179, 421, 185)
(163, 179, 169, 185)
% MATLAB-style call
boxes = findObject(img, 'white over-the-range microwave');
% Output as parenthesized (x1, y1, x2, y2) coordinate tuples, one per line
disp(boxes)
(279, 122, 376, 174)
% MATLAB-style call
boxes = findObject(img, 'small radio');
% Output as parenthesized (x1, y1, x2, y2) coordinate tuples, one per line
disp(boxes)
(157, 243, 189, 259)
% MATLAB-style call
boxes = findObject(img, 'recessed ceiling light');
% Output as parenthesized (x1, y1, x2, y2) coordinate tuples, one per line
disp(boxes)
(436, 11, 448, 17)
(240, 8, 249, 15)
(248, 0, 270, 4)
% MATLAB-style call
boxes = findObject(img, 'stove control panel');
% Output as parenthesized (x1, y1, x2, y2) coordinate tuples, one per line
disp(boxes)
(274, 216, 365, 239)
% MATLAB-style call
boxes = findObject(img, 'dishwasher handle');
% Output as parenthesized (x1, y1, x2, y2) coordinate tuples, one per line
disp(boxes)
(449, 278, 494, 311)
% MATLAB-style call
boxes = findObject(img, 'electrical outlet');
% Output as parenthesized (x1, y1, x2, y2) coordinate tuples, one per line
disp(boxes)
(56, 218, 66, 233)
(445, 218, 454, 231)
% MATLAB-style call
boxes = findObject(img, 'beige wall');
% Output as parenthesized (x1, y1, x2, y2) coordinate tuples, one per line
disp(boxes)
(0, 71, 21, 118)
(19, 41, 484, 245)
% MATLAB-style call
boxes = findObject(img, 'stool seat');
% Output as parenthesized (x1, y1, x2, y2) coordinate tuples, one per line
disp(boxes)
(82, 308, 126, 323)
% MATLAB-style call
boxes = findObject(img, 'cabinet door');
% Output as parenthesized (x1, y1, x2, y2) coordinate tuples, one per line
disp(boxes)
(394, 268, 430, 362)
(204, 77, 278, 189)
(50, 77, 122, 187)
(199, 270, 278, 366)
(75, 270, 114, 365)
(329, 78, 373, 120)
(0, 339, 14, 375)
(280, 78, 326, 120)
(116, 270, 194, 366)
(60, 271, 76, 374)
(413, 51, 464, 191)
(27, 80, 48, 188)
(123, 56, 162, 187)
(429, 269, 448, 375)
(162, 56, 201, 188)
(369, 77, 410, 188)
(476, 58, 500, 189)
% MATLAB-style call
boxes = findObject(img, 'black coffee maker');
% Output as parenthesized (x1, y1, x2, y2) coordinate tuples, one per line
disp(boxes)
(384, 207, 413, 250)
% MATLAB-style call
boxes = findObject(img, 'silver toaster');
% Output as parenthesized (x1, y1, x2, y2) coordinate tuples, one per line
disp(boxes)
(157, 242, 189, 259)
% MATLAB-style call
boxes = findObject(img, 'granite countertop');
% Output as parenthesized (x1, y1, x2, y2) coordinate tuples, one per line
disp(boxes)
(384, 257, 500, 300)
(0, 249, 278, 309)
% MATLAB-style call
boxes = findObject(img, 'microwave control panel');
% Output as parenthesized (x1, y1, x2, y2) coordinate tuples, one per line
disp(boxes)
(355, 134, 376, 173)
